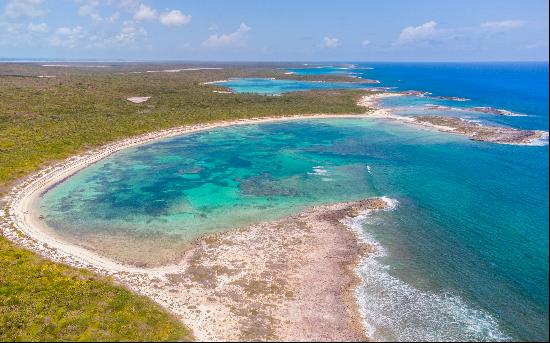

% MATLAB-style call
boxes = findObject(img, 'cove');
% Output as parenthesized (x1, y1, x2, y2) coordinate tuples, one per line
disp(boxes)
(37, 117, 548, 341)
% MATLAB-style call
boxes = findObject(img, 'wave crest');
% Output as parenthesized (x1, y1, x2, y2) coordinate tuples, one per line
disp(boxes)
(343, 202, 511, 341)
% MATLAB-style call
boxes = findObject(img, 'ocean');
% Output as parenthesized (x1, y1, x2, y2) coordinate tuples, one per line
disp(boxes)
(38, 62, 549, 341)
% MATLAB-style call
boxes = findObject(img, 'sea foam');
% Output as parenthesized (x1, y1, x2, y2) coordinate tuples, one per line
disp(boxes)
(343, 200, 512, 342)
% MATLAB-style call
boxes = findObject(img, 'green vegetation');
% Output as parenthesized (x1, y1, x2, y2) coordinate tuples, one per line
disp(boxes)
(0, 63, 365, 341)
(0, 237, 192, 341)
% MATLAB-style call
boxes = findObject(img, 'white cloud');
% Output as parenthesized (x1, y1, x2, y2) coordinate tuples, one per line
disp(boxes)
(361, 39, 370, 46)
(0, 21, 23, 45)
(28, 22, 48, 33)
(47, 20, 147, 49)
(78, 0, 99, 17)
(49, 26, 88, 48)
(114, 21, 147, 43)
(396, 21, 440, 45)
(321, 36, 340, 48)
(133, 3, 157, 21)
(2, 0, 46, 18)
(132, 3, 190, 26)
(104, 12, 120, 23)
(159, 10, 190, 26)
(480, 20, 525, 32)
(0, 21, 20, 34)
(201, 23, 251, 48)
(1, 20, 50, 46)
(113, 0, 141, 10)
(78, 0, 119, 23)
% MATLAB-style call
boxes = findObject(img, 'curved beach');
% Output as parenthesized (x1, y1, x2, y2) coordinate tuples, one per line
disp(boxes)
(1, 129, 395, 340)
(1, 101, 401, 340)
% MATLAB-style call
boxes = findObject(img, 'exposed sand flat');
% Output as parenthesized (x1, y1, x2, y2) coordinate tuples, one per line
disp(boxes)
(42, 64, 110, 68)
(123, 199, 391, 341)
(127, 96, 151, 103)
(357, 92, 401, 108)
(434, 95, 470, 101)
(425, 105, 526, 116)
(140, 68, 224, 74)
(201, 80, 229, 84)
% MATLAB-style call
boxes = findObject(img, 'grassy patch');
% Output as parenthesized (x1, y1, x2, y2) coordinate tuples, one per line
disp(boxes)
(0, 236, 192, 341)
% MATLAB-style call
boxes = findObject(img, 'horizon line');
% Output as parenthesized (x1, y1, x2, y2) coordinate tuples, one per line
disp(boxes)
(1, 58, 549, 64)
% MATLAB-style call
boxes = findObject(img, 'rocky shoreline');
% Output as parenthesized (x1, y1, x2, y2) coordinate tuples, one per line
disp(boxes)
(357, 92, 548, 145)
(414, 116, 548, 144)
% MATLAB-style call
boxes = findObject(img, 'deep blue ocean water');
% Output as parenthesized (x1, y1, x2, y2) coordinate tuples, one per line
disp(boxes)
(39, 63, 548, 341)
(292, 62, 549, 131)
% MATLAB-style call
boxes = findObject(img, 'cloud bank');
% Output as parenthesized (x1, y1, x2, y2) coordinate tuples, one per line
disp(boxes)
(202, 23, 251, 48)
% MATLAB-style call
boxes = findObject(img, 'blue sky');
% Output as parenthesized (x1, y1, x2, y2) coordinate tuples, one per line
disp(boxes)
(0, 0, 548, 61)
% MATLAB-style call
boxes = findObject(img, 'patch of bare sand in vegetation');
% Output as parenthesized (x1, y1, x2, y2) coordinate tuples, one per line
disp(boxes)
(127, 96, 151, 103)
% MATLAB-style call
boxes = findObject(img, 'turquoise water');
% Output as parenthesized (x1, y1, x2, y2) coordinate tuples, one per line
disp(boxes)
(39, 63, 548, 341)
(214, 77, 376, 95)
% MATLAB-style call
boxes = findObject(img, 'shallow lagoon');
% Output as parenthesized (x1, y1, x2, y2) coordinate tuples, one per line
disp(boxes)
(214, 77, 375, 95)
(39, 117, 548, 341)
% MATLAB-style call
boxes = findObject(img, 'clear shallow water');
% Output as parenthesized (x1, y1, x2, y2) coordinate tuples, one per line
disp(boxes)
(213, 77, 375, 95)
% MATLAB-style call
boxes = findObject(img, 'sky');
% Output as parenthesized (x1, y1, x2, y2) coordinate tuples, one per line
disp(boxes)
(0, 0, 548, 61)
